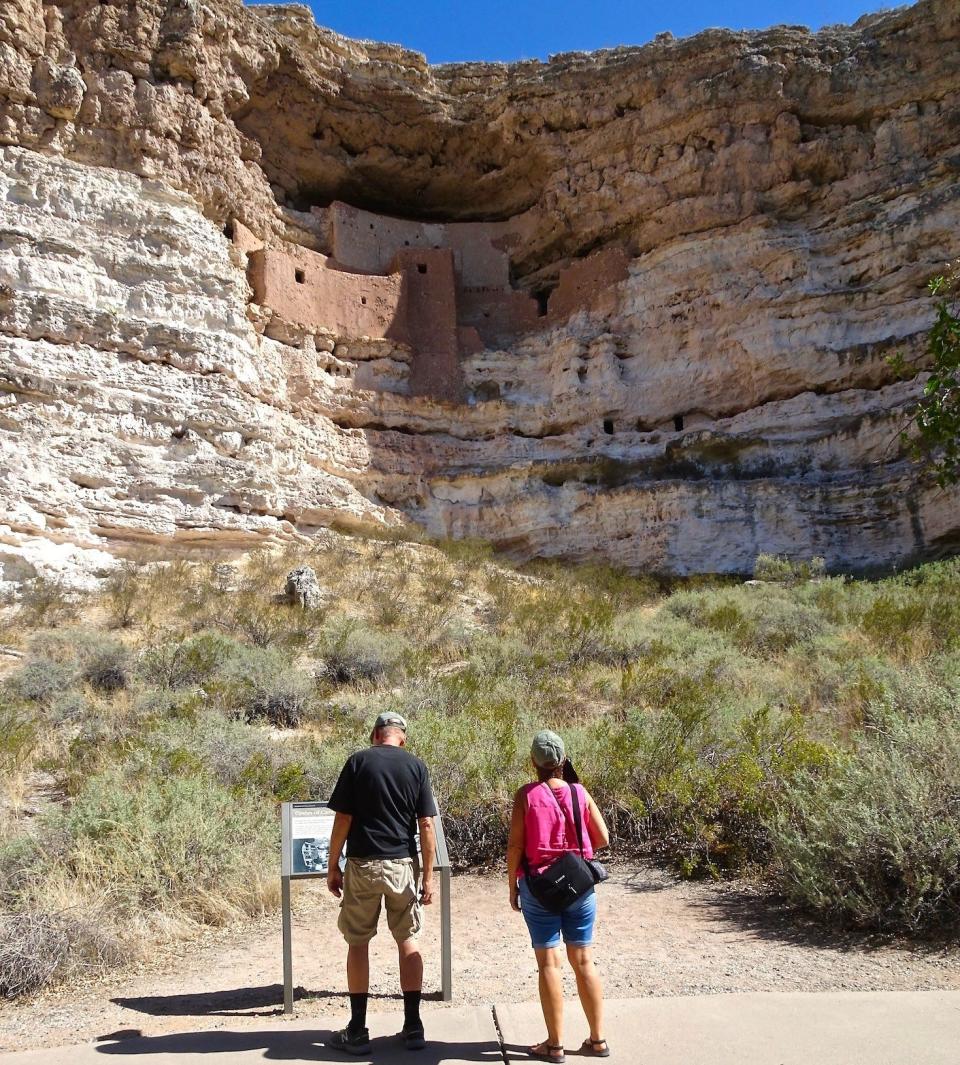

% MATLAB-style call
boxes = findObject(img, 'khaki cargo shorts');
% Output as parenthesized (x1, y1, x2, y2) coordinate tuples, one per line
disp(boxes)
(338, 857, 423, 946)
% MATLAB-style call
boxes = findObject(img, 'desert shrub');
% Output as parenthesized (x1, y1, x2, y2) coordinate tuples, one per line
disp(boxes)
(17, 629, 132, 695)
(410, 696, 532, 866)
(8, 658, 78, 707)
(754, 554, 826, 584)
(576, 703, 833, 876)
(16, 576, 81, 628)
(216, 590, 323, 649)
(217, 646, 314, 728)
(43, 767, 277, 923)
(0, 911, 124, 998)
(0, 700, 36, 771)
(430, 536, 494, 568)
(138, 631, 239, 690)
(81, 640, 132, 693)
(767, 707, 960, 933)
(667, 586, 829, 657)
(102, 560, 144, 628)
(860, 593, 928, 653)
(318, 618, 407, 687)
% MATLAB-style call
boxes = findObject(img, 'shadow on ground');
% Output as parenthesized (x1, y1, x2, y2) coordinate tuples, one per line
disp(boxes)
(112, 985, 444, 1019)
(684, 882, 953, 957)
(93, 1028, 500, 1062)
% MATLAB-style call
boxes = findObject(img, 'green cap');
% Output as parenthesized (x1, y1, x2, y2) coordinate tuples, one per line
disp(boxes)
(374, 712, 407, 732)
(531, 729, 565, 769)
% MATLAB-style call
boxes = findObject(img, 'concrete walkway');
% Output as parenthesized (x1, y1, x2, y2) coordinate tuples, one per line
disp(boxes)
(497, 990, 960, 1064)
(4, 992, 960, 1064)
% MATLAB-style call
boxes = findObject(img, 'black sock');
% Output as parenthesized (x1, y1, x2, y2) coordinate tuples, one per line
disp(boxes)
(403, 989, 422, 1031)
(348, 992, 368, 1034)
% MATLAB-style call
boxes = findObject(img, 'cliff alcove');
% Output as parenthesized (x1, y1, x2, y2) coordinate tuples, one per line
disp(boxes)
(0, 0, 959, 579)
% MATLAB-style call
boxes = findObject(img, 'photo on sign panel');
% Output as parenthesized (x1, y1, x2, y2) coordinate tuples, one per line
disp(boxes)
(289, 803, 342, 875)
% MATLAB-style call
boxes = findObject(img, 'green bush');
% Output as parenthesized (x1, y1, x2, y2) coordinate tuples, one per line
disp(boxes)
(754, 554, 826, 584)
(217, 646, 314, 728)
(44, 767, 277, 923)
(0, 699, 36, 771)
(766, 706, 960, 933)
(318, 618, 407, 687)
(138, 632, 239, 690)
(17, 576, 81, 627)
(8, 658, 78, 707)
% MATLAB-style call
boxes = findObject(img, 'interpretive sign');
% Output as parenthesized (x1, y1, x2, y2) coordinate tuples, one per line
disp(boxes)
(280, 800, 452, 1012)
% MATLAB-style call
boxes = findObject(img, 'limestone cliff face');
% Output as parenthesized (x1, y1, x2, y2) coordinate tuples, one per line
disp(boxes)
(0, 0, 959, 579)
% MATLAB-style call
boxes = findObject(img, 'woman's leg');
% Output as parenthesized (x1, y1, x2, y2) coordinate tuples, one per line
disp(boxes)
(534, 946, 565, 1050)
(565, 944, 604, 1043)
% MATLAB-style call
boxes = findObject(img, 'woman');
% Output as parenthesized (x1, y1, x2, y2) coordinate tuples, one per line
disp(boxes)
(507, 730, 611, 1063)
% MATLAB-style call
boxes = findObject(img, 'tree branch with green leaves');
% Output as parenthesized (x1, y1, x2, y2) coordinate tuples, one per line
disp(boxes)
(888, 261, 960, 487)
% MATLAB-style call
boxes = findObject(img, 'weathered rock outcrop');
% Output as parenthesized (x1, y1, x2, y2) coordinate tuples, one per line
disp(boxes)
(0, 0, 959, 579)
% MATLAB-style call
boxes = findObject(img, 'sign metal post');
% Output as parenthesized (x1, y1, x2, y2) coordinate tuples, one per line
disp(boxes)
(280, 800, 452, 1013)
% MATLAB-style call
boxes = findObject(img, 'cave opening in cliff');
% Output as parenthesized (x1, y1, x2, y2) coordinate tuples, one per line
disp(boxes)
(534, 289, 551, 317)
(674, 415, 684, 432)
(603, 419, 614, 435)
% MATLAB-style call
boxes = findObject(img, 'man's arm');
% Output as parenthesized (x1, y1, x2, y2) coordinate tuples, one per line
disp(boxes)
(418, 816, 436, 905)
(326, 811, 352, 897)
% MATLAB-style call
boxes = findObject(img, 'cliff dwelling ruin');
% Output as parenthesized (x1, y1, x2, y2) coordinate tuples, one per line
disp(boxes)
(0, 0, 959, 580)
(235, 202, 629, 403)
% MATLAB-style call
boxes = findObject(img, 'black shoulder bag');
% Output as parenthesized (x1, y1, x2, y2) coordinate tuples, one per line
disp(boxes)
(523, 784, 608, 914)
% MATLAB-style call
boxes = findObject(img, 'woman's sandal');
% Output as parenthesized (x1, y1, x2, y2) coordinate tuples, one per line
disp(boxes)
(529, 1040, 566, 1063)
(580, 1038, 611, 1057)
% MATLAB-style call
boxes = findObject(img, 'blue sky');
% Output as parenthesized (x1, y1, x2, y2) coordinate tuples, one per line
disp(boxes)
(245, 1, 894, 63)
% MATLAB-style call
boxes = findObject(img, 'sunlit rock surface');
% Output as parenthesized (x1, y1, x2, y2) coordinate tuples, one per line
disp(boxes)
(1, 0, 959, 579)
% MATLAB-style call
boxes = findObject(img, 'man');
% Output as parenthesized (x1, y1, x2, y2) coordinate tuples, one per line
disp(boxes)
(327, 712, 437, 1054)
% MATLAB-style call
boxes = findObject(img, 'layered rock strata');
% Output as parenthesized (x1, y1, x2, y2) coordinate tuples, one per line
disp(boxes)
(0, 0, 959, 579)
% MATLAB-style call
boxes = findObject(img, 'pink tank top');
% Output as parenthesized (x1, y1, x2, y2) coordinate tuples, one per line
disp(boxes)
(521, 781, 594, 876)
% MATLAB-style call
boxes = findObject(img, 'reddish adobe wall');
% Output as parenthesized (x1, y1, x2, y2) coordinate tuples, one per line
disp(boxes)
(392, 248, 463, 402)
(329, 202, 513, 289)
(547, 247, 631, 322)
(239, 207, 629, 400)
(459, 286, 541, 346)
(248, 244, 408, 343)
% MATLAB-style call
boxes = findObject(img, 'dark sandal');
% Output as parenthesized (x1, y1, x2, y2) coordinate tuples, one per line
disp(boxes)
(580, 1038, 610, 1057)
(529, 1041, 566, 1063)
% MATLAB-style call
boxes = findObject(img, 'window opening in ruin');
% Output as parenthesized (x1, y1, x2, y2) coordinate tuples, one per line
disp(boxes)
(295, 269, 305, 284)
(534, 289, 551, 317)
(577, 366, 587, 383)
(603, 419, 614, 435)
(361, 297, 367, 305)
(418, 263, 428, 274)
(674, 415, 684, 432)
(223, 221, 234, 240)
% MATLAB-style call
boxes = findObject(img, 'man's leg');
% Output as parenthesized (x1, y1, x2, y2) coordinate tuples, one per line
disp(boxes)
(384, 859, 426, 1046)
(347, 943, 370, 1036)
(333, 860, 380, 1053)
(398, 936, 423, 992)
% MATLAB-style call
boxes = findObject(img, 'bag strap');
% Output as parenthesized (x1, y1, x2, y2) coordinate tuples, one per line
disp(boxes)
(543, 782, 586, 858)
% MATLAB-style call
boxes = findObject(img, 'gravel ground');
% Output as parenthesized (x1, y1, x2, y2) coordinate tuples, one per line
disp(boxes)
(1, 863, 958, 1053)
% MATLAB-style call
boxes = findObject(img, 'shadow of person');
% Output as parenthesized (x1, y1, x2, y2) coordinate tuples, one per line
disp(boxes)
(112, 985, 338, 1018)
(111, 985, 445, 1020)
(94, 1028, 503, 1063)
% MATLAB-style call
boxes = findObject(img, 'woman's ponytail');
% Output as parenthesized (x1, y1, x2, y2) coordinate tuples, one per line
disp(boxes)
(561, 758, 580, 784)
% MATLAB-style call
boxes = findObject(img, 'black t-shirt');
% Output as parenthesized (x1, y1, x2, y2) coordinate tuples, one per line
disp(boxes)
(328, 745, 437, 859)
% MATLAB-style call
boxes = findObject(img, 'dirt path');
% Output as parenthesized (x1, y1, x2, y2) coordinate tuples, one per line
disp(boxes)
(2, 864, 958, 1053)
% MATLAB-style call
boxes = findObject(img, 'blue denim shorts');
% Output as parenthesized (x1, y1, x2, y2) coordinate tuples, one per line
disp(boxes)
(518, 876, 596, 949)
